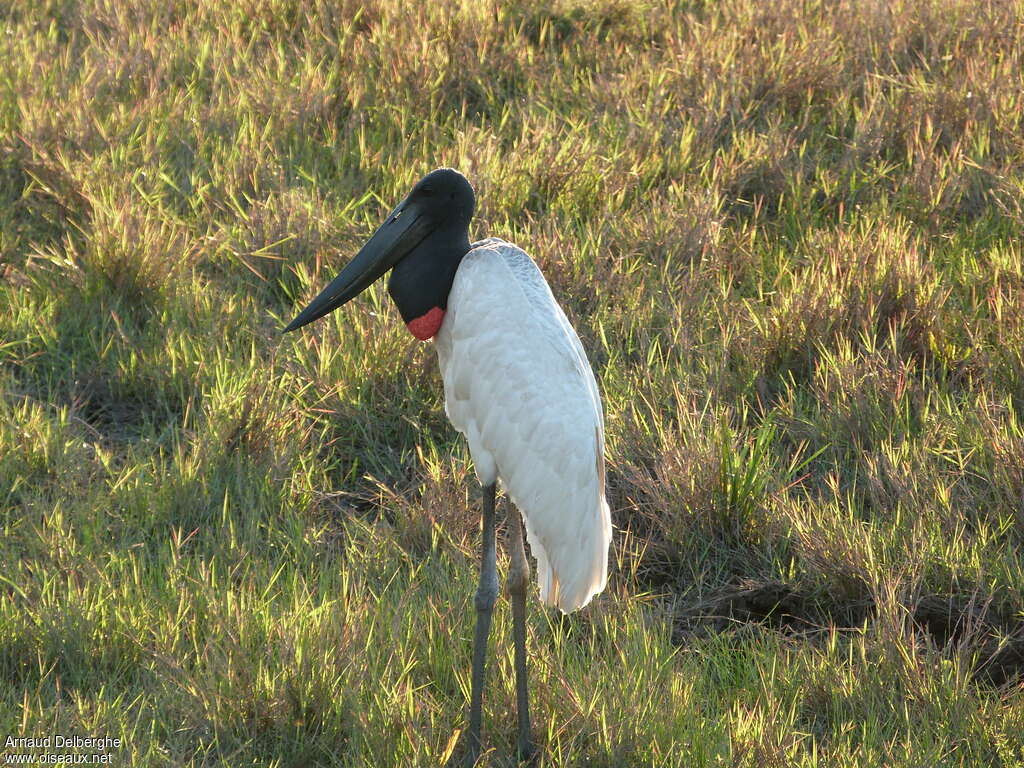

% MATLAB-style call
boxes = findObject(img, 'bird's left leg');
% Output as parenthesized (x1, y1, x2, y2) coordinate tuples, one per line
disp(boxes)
(464, 481, 498, 765)
(506, 502, 535, 761)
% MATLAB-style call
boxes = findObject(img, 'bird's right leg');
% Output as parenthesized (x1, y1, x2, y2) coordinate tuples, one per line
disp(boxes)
(464, 481, 498, 765)
(506, 503, 535, 762)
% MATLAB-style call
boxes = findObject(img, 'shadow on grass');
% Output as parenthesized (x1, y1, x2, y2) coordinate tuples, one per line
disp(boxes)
(10, 284, 189, 446)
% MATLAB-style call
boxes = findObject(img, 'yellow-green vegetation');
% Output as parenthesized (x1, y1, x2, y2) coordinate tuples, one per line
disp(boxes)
(2, 0, 1024, 765)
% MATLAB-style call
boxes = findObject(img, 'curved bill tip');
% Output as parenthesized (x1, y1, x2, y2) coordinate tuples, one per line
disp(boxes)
(281, 282, 347, 333)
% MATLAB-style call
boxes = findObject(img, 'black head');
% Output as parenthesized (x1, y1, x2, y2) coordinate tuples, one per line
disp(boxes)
(405, 168, 475, 231)
(283, 168, 476, 334)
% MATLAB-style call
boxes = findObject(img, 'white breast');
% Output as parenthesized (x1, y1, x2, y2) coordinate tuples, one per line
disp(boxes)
(434, 238, 611, 612)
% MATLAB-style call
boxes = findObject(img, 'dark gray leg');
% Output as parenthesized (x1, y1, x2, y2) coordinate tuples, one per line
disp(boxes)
(507, 503, 534, 761)
(465, 482, 498, 765)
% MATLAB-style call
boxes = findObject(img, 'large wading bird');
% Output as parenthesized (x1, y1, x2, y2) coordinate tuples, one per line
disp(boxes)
(284, 168, 611, 765)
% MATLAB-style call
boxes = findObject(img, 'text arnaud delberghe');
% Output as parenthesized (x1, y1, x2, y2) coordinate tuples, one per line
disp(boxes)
(5, 735, 122, 750)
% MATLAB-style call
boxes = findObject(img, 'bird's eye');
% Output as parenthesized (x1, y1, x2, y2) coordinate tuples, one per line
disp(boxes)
(421, 186, 433, 196)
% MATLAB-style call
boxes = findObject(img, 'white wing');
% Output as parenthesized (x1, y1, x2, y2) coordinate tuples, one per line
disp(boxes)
(434, 238, 611, 612)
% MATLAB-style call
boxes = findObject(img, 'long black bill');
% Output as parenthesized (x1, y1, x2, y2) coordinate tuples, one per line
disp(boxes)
(283, 199, 433, 332)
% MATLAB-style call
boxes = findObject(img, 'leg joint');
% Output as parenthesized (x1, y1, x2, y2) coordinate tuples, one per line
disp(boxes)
(507, 562, 529, 597)
(474, 574, 499, 612)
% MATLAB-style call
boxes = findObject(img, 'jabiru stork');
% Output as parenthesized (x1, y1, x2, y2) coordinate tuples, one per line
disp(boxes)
(284, 168, 611, 764)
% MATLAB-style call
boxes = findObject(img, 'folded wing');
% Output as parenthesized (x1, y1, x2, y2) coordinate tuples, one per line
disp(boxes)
(435, 239, 611, 612)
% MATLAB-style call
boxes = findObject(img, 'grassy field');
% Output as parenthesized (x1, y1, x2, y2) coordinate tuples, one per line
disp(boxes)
(2, 0, 1024, 765)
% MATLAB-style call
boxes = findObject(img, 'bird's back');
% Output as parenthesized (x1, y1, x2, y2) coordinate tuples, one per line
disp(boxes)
(434, 238, 611, 613)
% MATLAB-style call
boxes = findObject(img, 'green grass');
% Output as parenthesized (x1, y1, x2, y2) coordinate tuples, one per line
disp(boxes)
(2, 0, 1024, 765)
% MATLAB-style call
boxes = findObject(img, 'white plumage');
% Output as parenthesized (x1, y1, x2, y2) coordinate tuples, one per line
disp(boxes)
(434, 238, 612, 612)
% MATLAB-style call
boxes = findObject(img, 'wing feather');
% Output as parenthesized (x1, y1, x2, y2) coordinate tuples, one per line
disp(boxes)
(435, 239, 611, 612)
